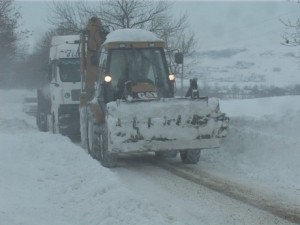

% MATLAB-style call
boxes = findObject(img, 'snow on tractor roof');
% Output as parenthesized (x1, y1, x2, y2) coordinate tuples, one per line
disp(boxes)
(104, 29, 163, 44)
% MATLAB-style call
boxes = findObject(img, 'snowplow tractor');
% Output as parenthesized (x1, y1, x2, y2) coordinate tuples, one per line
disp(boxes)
(80, 17, 229, 167)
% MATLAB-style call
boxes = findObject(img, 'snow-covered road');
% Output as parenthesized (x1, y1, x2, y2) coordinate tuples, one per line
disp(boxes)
(114, 154, 298, 224)
(0, 89, 299, 225)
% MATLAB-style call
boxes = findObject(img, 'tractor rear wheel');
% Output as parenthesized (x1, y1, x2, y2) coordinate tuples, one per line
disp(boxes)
(98, 124, 117, 168)
(87, 113, 100, 160)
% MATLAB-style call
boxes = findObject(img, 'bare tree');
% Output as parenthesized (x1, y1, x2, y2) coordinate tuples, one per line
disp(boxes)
(15, 33, 50, 88)
(48, 0, 173, 31)
(0, 0, 19, 63)
(0, 0, 30, 87)
(47, 1, 91, 34)
(47, 0, 198, 74)
(84, 1, 169, 30)
(281, 17, 300, 46)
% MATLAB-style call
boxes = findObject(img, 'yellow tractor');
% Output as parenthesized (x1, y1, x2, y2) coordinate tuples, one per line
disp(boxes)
(79, 17, 229, 167)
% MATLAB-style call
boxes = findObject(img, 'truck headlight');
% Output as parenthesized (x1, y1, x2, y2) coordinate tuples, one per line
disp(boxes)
(169, 74, 175, 81)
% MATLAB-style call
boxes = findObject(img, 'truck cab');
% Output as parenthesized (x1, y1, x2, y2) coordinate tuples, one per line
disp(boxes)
(37, 35, 81, 139)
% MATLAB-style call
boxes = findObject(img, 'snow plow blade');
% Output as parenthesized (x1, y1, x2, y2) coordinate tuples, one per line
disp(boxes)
(106, 97, 229, 154)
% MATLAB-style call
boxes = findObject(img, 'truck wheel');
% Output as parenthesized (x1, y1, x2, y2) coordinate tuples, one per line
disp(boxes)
(80, 107, 88, 149)
(36, 112, 41, 130)
(87, 114, 100, 160)
(37, 111, 48, 132)
(98, 124, 117, 168)
(180, 149, 201, 164)
(51, 113, 56, 133)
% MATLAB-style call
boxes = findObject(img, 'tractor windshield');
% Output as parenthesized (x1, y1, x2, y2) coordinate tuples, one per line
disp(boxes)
(59, 58, 81, 82)
(108, 48, 171, 98)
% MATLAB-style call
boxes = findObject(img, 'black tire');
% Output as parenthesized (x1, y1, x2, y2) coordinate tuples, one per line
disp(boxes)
(87, 113, 100, 160)
(98, 123, 117, 168)
(80, 107, 88, 149)
(180, 149, 201, 164)
(37, 111, 48, 132)
(87, 113, 117, 168)
(36, 112, 41, 130)
(51, 113, 56, 133)
(155, 150, 178, 158)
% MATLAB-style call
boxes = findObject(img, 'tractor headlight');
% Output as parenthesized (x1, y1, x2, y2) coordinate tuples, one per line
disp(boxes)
(104, 75, 112, 83)
(169, 74, 175, 81)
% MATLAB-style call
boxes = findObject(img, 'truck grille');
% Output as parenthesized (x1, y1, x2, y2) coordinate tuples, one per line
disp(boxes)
(71, 89, 80, 101)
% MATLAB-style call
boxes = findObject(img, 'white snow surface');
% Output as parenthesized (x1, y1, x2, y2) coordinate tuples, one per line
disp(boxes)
(106, 97, 224, 153)
(104, 29, 163, 44)
(1, 89, 300, 225)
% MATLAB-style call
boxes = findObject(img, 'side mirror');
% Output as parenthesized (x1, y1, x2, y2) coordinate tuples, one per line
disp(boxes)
(175, 52, 183, 64)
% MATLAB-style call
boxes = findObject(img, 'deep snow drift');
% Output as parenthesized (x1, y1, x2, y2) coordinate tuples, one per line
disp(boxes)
(0, 89, 299, 225)
(0, 90, 178, 225)
(204, 97, 300, 205)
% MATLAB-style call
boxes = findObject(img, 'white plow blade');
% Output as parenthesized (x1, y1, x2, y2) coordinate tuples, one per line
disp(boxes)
(106, 97, 229, 154)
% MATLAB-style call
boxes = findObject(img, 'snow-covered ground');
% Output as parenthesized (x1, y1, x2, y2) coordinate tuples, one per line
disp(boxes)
(181, 46, 300, 92)
(204, 97, 300, 204)
(4, 2, 299, 223)
(1, 89, 299, 225)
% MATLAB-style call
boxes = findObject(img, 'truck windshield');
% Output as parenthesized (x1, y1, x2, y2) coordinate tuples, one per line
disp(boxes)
(59, 59, 81, 82)
(108, 48, 171, 98)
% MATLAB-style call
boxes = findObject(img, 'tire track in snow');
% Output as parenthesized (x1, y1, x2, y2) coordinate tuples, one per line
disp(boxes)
(150, 158, 300, 224)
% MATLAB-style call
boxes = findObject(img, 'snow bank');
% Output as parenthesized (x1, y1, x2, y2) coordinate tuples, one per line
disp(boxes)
(0, 90, 184, 225)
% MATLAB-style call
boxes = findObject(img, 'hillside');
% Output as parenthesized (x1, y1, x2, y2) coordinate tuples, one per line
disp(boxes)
(188, 46, 300, 89)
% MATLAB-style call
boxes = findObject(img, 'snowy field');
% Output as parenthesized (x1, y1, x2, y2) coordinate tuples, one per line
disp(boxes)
(178, 46, 300, 94)
(0, 89, 299, 225)
(191, 46, 300, 87)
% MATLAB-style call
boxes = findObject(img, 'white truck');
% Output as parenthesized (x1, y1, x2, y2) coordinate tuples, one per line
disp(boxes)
(36, 35, 81, 139)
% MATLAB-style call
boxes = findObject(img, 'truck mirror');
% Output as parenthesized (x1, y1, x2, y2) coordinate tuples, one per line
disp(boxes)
(175, 52, 183, 64)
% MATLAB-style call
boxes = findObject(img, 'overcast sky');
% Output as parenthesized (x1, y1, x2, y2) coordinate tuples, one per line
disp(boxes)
(16, 1, 300, 52)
